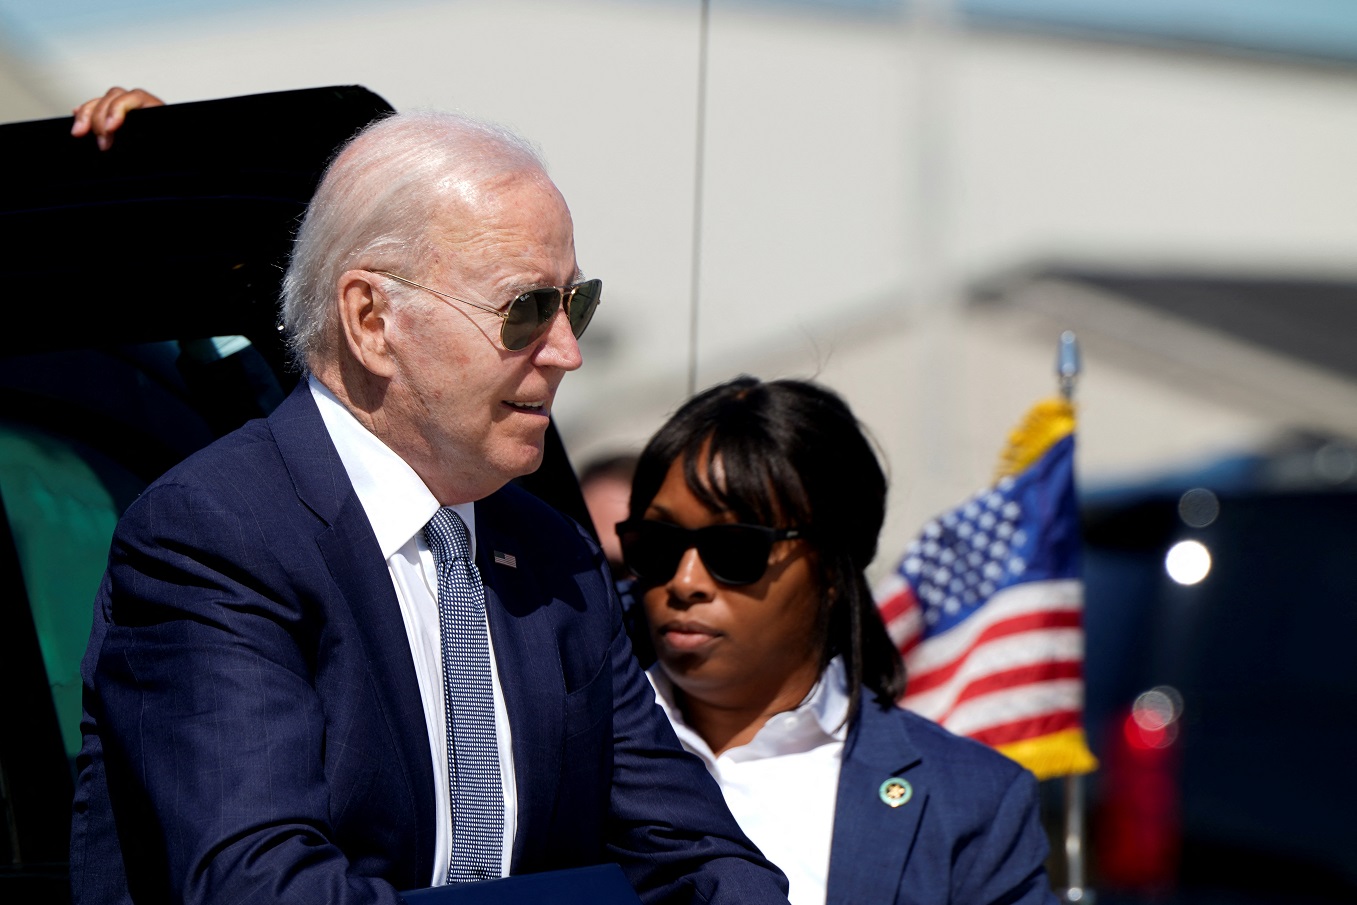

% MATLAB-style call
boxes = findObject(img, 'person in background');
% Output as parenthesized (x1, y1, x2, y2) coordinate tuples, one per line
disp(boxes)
(579, 453, 639, 573)
(580, 452, 656, 665)
(69, 90, 790, 904)
(618, 375, 1058, 905)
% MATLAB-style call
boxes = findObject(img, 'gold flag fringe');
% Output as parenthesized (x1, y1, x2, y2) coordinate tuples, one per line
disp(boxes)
(995, 397, 1075, 481)
(996, 729, 1099, 781)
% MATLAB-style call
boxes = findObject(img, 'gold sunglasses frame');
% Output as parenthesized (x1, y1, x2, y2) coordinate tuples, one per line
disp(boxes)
(371, 269, 601, 351)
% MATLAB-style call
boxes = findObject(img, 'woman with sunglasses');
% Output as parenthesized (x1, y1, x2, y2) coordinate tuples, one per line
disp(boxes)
(618, 376, 1056, 905)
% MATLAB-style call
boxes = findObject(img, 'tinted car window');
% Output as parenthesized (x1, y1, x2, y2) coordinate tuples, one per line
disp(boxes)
(1083, 481, 1357, 904)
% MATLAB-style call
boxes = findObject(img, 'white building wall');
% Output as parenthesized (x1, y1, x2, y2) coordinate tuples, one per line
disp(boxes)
(4, 0, 1356, 568)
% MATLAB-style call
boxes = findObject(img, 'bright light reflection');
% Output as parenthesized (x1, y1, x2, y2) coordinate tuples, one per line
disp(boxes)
(1132, 689, 1178, 731)
(1125, 686, 1181, 749)
(1165, 540, 1211, 585)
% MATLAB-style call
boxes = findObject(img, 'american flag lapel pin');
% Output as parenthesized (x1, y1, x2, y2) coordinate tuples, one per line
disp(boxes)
(493, 550, 518, 568)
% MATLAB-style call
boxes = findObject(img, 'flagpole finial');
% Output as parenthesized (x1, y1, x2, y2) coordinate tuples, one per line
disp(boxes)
(1057, 331, 1081, 400)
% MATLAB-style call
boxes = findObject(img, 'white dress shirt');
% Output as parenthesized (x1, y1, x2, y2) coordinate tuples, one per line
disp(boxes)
(649, 657, 850, 905)
(310, 377, 517, 884)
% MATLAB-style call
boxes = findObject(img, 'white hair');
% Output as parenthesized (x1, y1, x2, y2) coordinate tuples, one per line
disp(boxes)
(279, 110, 549, 371)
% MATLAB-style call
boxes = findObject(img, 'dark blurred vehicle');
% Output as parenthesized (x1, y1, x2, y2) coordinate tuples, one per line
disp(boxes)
(1079, 435, 1357, 905)
(0, 86, 590, 904)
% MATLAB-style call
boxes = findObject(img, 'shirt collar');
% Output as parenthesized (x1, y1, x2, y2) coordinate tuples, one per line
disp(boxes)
(309, 376, 475, 558)
(648, 656, 851, 763)
(804, 656, 852, 739)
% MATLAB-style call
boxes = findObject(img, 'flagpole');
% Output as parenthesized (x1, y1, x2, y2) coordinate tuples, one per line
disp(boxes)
(1056, 330, 1091, 903)
(1058, 330, 1080, 402)
(1062, 773, 1090, 903)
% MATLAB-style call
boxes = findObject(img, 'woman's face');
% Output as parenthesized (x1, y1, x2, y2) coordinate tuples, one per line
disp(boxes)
(641, 454, 825, 714)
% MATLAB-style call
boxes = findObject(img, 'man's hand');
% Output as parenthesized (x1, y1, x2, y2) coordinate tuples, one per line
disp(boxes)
(71, 86, 165, 150)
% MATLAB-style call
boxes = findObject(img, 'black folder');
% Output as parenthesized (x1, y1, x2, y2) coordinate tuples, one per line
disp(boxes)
(400, 863, 641, 904)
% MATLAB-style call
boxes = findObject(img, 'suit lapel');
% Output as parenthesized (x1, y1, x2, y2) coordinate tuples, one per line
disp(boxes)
(474, 492, 566, 870)
(269, 384, 437, 879)
(826, 704, 926, 905)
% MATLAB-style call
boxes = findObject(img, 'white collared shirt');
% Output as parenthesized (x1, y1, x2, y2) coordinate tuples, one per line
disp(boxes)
(310, 376, 517, 884)
(649, 657, 850, 905)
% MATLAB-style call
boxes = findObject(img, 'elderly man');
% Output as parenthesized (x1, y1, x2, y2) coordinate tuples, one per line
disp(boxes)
(69, 100, 789, 905)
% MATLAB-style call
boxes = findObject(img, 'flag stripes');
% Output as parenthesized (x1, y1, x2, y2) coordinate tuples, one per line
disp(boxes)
(876, 398, 1097, 779)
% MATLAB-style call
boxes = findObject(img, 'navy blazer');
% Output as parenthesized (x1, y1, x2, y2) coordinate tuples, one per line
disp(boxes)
(827, 702, 1057, 905)
(70, 384, 788, 905)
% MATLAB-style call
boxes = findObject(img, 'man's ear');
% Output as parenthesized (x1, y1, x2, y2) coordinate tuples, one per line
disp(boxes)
(337, 270, 398, 379)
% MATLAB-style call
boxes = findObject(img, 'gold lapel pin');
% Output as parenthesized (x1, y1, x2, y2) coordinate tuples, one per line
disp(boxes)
(879, 777, 913, 808)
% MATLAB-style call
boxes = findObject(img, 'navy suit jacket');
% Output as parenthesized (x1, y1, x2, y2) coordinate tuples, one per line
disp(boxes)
(70, 384, 788, 905)
(827, 702, 1056, 905)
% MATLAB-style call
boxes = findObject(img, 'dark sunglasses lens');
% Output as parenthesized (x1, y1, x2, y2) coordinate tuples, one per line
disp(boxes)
(496, 289, 558, 350)
(618, 522, 684, 583)
(566, 279, 603, 339)
(619, 521, 775, 586)
(698, 526, 774, 585)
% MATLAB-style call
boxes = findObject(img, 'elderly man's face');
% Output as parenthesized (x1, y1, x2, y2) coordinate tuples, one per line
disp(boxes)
(380, 168, 584, 503)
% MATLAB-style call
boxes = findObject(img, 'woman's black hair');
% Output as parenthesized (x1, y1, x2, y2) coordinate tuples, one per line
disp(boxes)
(628, 375, 906, 720)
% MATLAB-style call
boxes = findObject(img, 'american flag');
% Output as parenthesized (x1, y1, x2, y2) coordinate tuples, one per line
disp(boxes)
(876, 398, 1097, 779)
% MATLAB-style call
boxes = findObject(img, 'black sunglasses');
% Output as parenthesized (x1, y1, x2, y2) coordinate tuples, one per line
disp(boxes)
(374, 270, 602, 352)
(615, 518, 806, 587)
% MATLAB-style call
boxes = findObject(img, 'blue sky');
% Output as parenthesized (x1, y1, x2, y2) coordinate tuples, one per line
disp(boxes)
(964, 0, 1357, 61)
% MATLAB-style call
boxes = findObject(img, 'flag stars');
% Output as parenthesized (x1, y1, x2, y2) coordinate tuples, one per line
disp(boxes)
(899, 476, 1035, 621)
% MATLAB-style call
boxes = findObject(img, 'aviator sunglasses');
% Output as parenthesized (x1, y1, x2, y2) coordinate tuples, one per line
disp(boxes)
(616, 519, 807, 587)
(373, 270, 602, 352)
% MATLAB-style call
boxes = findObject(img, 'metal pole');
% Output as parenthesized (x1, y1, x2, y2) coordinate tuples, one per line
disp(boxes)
(686, 0, 711, 397)
(1062, 774, 1093, 902)
(1057, 330, 1081, 401)
(1056, 330, 1093, 903)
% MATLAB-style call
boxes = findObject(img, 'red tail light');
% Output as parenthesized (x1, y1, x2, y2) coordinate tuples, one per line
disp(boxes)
(1095, 687, 1183, 891)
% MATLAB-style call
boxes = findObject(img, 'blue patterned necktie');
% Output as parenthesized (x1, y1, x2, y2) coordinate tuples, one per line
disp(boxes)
(423, 507, 504, 883)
